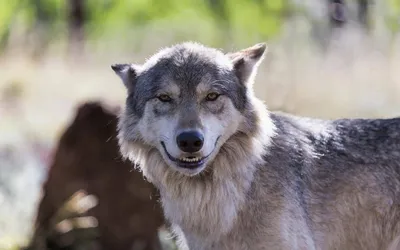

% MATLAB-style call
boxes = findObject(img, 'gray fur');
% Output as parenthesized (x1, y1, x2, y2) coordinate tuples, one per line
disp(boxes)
(112, 42, 400, 250)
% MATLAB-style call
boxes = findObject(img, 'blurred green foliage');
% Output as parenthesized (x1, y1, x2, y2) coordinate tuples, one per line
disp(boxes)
(0, 0, 399, 53)
(0, 0, 293, 51)
(386, 0, 400, 34)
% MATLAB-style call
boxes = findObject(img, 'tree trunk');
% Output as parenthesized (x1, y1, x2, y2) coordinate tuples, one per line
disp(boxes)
(328, 0, 347, 29)
(68, 0, 85, 57)
(357, 0, 369, 30)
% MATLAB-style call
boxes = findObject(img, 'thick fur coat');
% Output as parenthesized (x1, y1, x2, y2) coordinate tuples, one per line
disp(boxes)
(112, 42, 400, 250)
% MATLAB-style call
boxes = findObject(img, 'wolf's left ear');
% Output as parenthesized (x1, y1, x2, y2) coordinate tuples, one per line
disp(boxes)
(111, 63, 140, 91)
(227, 43, 267, 86)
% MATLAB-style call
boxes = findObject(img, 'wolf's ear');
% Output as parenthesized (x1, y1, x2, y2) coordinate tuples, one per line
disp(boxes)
(227, 43, 267, 86)
(111, 63, 140, 91)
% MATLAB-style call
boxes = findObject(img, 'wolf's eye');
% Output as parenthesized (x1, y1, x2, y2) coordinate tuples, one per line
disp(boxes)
(157, 94, 172, 102)
(205, 92, 220, 101)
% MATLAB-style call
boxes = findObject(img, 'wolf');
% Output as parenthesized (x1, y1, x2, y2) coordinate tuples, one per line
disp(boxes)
(111, 42, 400, 250)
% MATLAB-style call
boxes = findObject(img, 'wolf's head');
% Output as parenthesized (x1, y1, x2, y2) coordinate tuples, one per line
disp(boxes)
(112, 42, 268, 176)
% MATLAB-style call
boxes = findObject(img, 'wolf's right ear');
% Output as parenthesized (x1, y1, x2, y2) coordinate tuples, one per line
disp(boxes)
(226, 43, 267, 87)
(111, 63, 140, 91)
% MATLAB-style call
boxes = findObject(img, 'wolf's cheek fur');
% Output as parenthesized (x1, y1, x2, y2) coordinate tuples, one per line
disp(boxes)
(201, 99, 244, 155)
(136, 103, 178, 147)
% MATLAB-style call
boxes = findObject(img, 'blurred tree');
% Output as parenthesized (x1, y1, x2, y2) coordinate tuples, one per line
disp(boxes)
(205, 0, 231, 44)
(30, 0, 53, 58)
(357, 0, 370, 29)
(0, 1, 21, 52)
(67, 0, 85, 56)
(327, 0, 371, 31)
(328, 0, 347, 29)
(386, 0, 400, 35)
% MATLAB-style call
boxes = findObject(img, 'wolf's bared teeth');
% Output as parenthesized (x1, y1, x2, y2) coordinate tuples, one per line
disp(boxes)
(180, 157, 200, 162)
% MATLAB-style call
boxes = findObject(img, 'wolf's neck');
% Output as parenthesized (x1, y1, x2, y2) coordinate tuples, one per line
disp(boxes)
(156, 104, 275, 241)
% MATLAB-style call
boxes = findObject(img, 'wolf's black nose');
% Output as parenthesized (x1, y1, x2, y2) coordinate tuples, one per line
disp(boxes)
(176, 131, 204, 153)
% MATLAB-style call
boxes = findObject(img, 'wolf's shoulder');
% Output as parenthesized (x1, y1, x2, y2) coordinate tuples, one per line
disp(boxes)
(268, 111, 334, 140)
(270, 111, 400, 138)
(269, 111, 400, 163)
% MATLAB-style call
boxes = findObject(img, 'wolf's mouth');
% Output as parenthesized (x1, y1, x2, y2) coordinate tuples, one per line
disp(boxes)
(160, 137, 220, 169)
(160, 142, 208, 169)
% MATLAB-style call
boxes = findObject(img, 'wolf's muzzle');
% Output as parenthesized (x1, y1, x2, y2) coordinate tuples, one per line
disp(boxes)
(176, 130, 204, 153)
(160, 136, 221, 170)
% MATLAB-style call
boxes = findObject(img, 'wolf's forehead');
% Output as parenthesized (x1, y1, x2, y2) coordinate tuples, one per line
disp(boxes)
(157, 73, 216, 94)
(144, 55, 224, 90)
(144, 44, 230, 75)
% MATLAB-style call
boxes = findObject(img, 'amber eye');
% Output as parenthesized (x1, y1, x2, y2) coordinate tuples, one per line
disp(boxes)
(157, 94, 172, 102)
(205, 92, 220, 101)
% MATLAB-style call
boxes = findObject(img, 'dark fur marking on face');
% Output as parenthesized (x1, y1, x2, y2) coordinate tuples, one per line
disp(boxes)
(129, 69, 166, 117)
(152, 105, 163, 117)
(152, 101, 176, 117)
(202, 98, 226, 115)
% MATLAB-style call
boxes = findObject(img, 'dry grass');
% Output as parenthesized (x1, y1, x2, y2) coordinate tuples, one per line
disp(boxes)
(256, 25, 400, 119)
